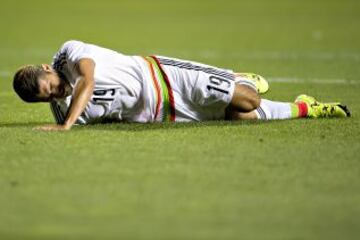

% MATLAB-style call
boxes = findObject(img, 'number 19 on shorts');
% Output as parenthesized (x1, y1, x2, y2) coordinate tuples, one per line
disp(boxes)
(207, 75, 231, 94)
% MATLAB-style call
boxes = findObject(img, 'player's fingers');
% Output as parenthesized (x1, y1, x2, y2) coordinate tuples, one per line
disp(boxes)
(32, 126, 49, 131)
(33, 125, 70, 131)
(32, 125, 56, 131)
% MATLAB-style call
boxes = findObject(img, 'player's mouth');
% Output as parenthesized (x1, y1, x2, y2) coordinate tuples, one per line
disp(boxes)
(57, 81, 71, 99)
(52, 86, 65, 100)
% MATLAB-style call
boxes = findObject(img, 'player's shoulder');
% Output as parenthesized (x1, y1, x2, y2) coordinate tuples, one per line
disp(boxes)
(53, 40, 83, 64)
(60, 40, 85, 50)
(55, 40, 94, 61)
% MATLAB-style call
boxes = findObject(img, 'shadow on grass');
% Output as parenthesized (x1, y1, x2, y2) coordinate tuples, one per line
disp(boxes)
(0, 122, 50, 128)
(78, 120, 282, 132)
(0, 118, 334, 132)
(0, 120, 272, 131)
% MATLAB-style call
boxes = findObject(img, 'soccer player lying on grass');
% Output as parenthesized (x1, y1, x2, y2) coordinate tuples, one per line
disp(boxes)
(13, 40, 350, 131)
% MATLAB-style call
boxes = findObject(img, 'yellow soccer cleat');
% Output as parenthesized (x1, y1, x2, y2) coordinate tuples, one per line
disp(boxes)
(235, 73, 269, 94)
(295, 94, 351, 118)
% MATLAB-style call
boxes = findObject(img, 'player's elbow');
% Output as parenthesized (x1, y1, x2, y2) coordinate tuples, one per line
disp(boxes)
(85, 77, 95, 93)
(87, 77, 95, 88)
(74, 75, 95, 94)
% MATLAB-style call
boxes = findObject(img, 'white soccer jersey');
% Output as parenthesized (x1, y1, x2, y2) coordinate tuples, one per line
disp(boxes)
(50, 40, 236, 124)
(50, 40, 152, 124)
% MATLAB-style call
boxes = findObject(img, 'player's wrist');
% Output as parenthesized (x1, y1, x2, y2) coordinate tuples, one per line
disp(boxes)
(62, 122, 72, 130)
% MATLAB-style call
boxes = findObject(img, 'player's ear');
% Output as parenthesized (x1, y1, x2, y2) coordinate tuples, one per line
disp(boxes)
(41, 64, 52, 73)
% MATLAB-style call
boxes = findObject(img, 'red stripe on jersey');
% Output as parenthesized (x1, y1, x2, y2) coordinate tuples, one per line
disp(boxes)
(150, 55, 176, 122)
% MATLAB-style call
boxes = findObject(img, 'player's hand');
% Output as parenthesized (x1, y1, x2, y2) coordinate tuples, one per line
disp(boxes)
(33, 124, 71, 131)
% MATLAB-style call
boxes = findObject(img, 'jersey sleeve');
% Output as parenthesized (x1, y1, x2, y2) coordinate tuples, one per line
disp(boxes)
(57, 40, 94, 62)
(52, 40, 95, 74)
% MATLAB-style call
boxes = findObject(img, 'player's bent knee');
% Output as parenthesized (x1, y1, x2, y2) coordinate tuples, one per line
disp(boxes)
(251, 94, 261, 109)
(245, 94, 260, 111)
(231, 85, 260, 112)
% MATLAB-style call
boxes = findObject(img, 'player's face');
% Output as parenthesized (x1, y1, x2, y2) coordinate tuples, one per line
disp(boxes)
(36, 64, 71, 102)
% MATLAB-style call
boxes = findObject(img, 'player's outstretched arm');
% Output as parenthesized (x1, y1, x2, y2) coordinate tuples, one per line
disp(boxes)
(35, 58, 95, 131)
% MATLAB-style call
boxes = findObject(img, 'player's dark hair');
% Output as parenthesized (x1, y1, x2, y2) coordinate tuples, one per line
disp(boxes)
(13, 65, 45, 102)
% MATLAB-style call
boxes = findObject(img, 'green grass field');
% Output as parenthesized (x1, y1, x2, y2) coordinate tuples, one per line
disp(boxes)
(1, 0, 360, 239)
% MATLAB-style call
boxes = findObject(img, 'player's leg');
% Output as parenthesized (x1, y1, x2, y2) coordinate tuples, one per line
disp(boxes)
(227, 71, 271, 112)
(228, 95, 351, 120)
(150, 55, 349, 122)
(229, 84, 261, 112)
(228, 98, 306, 120)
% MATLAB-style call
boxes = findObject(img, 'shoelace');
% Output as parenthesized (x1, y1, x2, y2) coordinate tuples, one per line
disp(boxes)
(313, 104, 335, 117)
